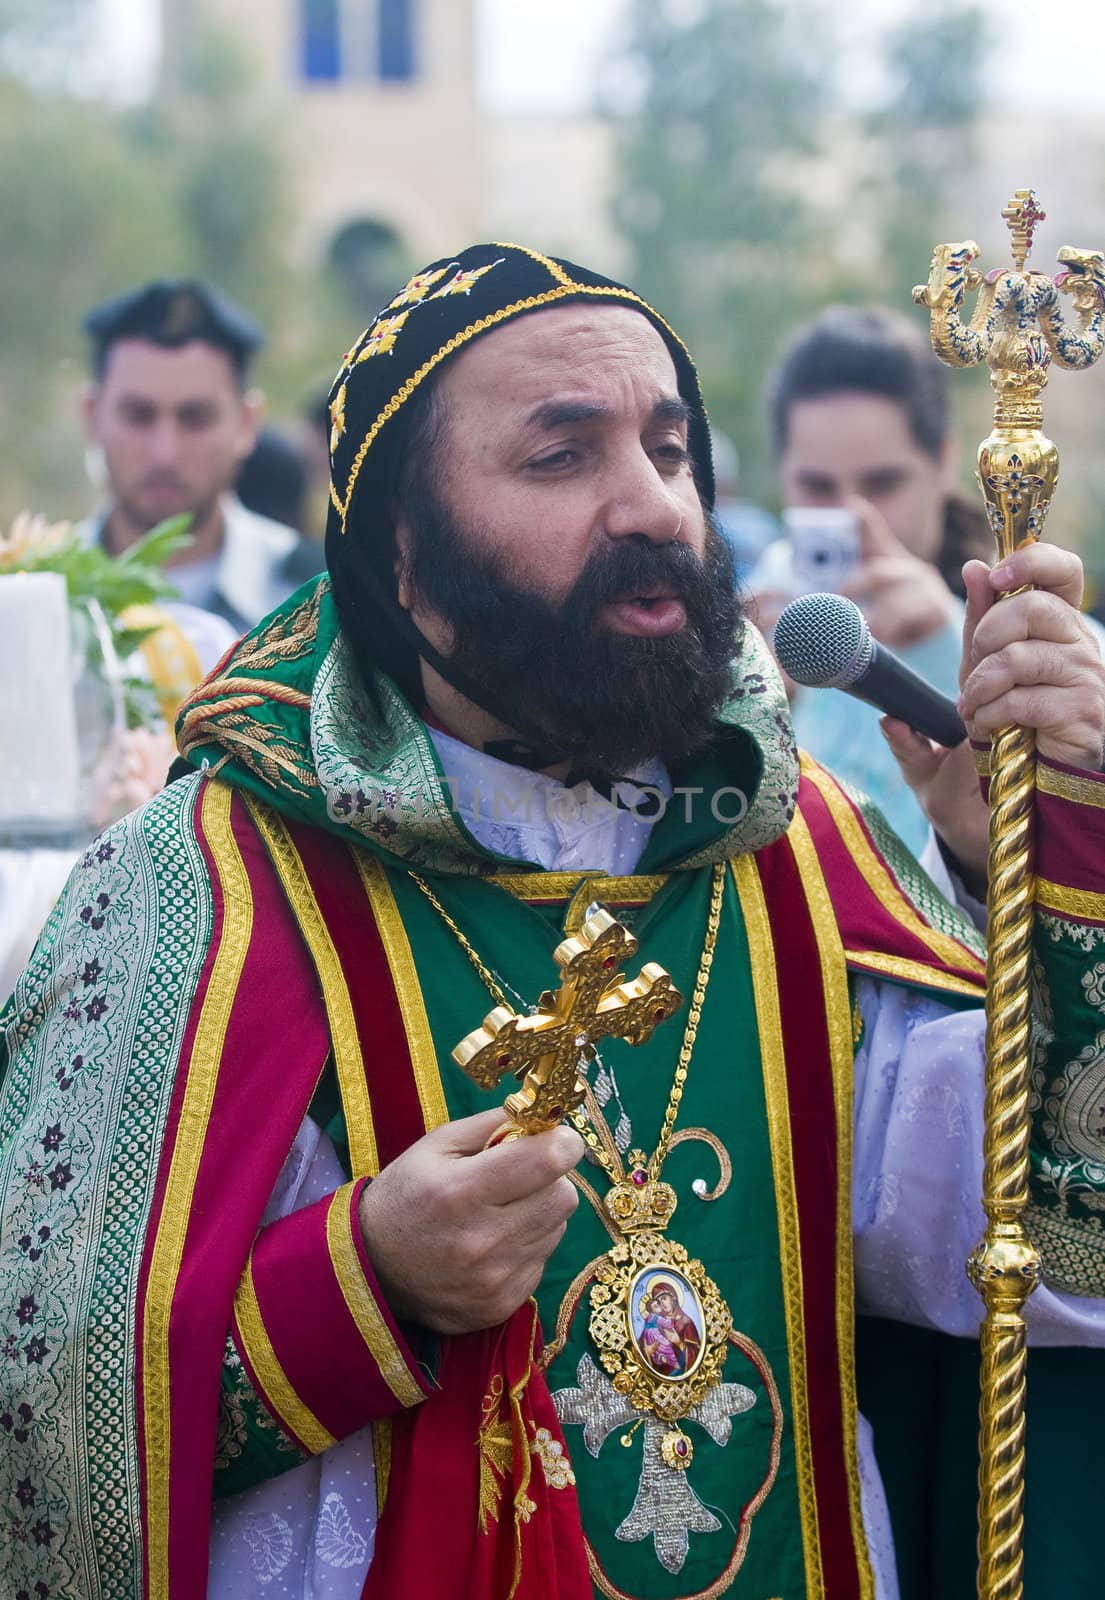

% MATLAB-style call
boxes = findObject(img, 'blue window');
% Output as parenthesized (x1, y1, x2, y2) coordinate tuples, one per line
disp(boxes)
(378, 0, 416, 81)
(301, 0, 341, 80)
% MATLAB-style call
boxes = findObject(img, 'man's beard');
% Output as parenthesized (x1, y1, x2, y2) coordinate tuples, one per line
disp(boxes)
(401, 490, 744, 778)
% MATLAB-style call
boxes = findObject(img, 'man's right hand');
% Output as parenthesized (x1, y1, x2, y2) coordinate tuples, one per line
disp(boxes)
(357, 1109, 584, 1334)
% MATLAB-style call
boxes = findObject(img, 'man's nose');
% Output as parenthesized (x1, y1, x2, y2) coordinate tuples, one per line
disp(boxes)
(602, 449, 686, 545)
(147, 418, 184, 465)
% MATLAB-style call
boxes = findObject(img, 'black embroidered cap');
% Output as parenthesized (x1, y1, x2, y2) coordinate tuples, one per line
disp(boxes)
(82, 279, 265, 379)
(323, 242, 714, 713)
(326, 242, 713, 541)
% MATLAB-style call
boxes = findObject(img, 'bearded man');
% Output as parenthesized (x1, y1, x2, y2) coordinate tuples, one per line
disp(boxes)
(3, 245, 1105, 1600)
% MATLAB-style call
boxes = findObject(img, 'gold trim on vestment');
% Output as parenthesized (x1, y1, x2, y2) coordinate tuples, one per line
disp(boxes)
(245, 798, 380, 1176)
(355, 855, 450, 1134)
(142, 781, 254, 1598)
(490, 869, 669, 906)
(982, 743, 1105, 804)
(1035, 876, 1105, 921)
(731, 855, 823, 1597)
(372, 1418, 393, 1516)
(1037, 763, 1105, 807)
(233, 1254, 336, 1455)
(800, 753, 983, 976)
(843, 948, 985, 998)
(786, 810, 877, 1598)
(325, 1185, 426, 1408)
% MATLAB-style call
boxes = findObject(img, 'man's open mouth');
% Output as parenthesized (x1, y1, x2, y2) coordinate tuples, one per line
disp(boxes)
(599, 589, 688, 637)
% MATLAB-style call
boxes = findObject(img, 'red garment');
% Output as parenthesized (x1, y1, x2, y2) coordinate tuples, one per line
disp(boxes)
(363, 1304, 592, 1600)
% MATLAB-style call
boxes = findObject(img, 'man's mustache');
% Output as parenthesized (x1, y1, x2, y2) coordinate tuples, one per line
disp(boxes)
(561, 536, 709, 617)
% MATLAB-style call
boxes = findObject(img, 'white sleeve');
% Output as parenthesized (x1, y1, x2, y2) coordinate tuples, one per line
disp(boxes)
(851, 975, 1105, 1344)
(917, 828, 987, 931)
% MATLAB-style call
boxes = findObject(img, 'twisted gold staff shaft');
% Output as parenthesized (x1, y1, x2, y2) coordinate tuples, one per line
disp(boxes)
(913, 189, 1105, 1598)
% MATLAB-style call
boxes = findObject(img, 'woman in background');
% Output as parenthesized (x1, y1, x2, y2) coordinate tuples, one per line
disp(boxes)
(754, 303, 992, 855)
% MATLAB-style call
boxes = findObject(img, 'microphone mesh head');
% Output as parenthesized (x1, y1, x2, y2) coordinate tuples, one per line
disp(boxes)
(772, 592, 873, 689)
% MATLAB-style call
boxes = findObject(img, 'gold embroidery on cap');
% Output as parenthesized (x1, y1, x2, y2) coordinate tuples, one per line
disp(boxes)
(355, 311, 410, 361)
(388, 266, 450, 308)
(430, 259, 505, 299)
(329, 383, 347, 453)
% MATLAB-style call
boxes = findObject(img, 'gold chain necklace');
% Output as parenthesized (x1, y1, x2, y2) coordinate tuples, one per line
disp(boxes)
(409, 862, 733, 1471)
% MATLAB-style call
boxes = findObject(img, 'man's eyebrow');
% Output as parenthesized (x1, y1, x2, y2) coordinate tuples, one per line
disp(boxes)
(522, 396, 693, 431)
(523, 400, 610, 431)
(652, 397, 693, 426)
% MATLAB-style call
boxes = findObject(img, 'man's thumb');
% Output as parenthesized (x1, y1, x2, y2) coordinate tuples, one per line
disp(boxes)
(428, 1107, 510, 1155)
(880, 716, 943, 793)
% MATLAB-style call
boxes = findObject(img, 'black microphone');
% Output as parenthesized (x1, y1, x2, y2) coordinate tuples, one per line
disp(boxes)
(772, 592, 966, 748)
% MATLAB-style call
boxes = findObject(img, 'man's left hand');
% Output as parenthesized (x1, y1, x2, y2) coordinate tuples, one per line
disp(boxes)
(959, 544, 1105, 772)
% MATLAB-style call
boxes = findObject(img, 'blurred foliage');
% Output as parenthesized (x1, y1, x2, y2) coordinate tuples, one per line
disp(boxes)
(0, 9, 303, 524)
(605, 0, 830, 504)
(605, 0, 991, 507)
(865, 7, 992, 307)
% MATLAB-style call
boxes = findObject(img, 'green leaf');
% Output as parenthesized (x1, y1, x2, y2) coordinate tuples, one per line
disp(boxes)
(115, 513, 195, 571)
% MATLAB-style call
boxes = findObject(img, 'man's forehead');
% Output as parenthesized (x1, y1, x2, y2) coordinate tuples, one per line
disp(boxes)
(437, 301, 679, 402)
(100, 336, 240, 393)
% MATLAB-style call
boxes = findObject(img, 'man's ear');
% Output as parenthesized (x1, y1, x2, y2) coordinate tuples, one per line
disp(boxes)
(80, 382, 101, 443)
(392, 503, 414, 611)
(237, 385, 266, 460)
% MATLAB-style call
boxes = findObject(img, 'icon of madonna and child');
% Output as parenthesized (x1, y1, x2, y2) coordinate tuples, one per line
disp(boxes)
(628, 1266, 705, 1381)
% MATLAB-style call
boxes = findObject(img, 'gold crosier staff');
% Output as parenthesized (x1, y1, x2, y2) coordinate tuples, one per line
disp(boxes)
(913, 192, 1105, 1598)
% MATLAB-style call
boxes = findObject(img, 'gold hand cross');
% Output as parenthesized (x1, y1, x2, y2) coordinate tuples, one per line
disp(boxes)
(452, 907, 683, 1140)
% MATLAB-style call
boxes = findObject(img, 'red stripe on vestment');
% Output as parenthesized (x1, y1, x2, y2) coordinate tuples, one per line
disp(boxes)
(797, 766, 984, 989)
(756, 829, 866, 1595)
(281, 822, 431, 1169)
(135, 783, 331, 1597)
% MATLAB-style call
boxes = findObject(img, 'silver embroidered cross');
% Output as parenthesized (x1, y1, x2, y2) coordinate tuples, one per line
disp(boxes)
(552, 1354, 756, 1575)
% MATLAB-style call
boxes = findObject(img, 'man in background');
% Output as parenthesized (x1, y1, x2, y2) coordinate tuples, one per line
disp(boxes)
(80, 279, 323, 647)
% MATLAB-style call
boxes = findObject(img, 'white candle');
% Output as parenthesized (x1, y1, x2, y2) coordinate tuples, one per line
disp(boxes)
(0, 572, 80, 828)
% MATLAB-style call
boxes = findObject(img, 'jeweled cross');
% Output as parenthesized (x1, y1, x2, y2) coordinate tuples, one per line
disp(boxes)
(452, 907, 683, 1137)
(1002, 188, 1046, 270)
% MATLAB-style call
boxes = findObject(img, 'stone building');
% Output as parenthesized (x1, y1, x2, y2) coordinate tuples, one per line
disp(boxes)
(160, 0, 622, 308)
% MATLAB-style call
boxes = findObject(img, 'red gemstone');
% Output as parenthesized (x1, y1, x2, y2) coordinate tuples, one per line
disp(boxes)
(653, 1007, 666, 1022)
(630, 1168, 647, 1187)
(496, 1053, 512, 1069)
(675, 1439, 688, 1458)
(548, 1106, 562, 1120)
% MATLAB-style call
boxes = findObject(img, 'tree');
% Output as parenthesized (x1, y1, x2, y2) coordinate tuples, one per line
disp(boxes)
(0, 79, 191, 517)
(129, 21, 292, 336)
(866, 5, 992, 305)
(603, 0, 995, 503)
(603, 0, 832, 502)
(0, 17, 298, 522)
